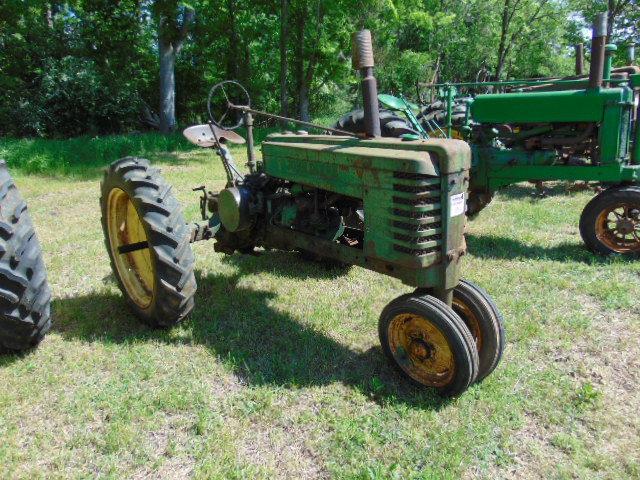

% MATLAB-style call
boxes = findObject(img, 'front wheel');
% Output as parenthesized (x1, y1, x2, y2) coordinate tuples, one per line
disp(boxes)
(100, 157, 197, 327)
(451, 280, 505, 382)
(379, 293, 479, 397)
(579, 185, 640, 256)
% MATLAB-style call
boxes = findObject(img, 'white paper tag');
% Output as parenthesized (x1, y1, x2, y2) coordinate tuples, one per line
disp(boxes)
(450, 193, 465, 217)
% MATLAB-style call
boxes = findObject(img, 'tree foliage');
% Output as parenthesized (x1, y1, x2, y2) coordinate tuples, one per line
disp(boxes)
(0, 0, 637, 137)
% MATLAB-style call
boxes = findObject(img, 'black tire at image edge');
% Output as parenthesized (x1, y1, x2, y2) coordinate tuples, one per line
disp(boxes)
(0, 160, 52, 352)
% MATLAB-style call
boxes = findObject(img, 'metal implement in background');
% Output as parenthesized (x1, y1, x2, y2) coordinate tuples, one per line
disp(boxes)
(336, 12, 640, 257)
(98, 29, 506, 398)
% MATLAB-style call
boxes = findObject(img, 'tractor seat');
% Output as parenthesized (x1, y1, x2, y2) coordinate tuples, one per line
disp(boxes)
(183, 124, 246, 147)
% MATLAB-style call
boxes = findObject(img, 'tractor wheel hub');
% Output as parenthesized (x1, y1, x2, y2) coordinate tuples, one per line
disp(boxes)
(616, 218, 635, 235)
(409, 338, 433, 360)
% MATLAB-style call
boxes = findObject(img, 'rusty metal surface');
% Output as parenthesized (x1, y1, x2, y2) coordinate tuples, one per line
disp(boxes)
(260, 134, 471, 291)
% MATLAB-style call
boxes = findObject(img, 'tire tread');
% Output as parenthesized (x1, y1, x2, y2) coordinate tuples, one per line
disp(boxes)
(0, 160, 52, 352)
(100, 157, 196, 328)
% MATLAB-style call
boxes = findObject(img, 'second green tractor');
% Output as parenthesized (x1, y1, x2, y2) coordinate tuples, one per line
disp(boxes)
(337, 12, 640, 256)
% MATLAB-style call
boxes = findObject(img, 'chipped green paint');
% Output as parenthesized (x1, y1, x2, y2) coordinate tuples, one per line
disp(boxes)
(261, 135, 471, 292)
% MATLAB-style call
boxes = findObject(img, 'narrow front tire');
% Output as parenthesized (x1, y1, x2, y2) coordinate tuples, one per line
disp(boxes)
(379, 293, 479, 397)
(452, 280, 505, 382)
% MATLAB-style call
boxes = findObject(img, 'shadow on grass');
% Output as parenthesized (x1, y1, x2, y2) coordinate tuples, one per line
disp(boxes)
(48, 251, 449, 410)
(495, 182, 593, 201)
(466, 233, 631, 264)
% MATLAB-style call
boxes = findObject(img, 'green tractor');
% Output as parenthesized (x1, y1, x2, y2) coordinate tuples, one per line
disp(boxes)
(99, 30, 504, 397)
(337, 13, 640, 256)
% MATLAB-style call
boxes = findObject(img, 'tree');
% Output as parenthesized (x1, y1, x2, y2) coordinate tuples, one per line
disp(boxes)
(153, 1, 195, 133)
(495, 0, 554, 80)
(279, 0, 290, 118)
(606, 0, 636, 41)
(0, 0, 613, 138)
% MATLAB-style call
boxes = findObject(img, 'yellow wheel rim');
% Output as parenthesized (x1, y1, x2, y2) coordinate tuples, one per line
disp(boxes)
(595, 202, 640, 253)
(388, 313, 455, 387)
(106, 188, 155, 309)
(432, 129, 464, 140)
(452, 298, 483, 353)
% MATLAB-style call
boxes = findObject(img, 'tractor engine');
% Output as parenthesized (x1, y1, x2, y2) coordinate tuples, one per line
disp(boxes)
(269, 184, 363, 244)
(472, 121, 599, 165)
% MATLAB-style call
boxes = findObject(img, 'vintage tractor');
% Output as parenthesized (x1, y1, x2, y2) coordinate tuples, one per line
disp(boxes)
(0, 161, 52, 352)
(337, 13, 640, 256)
(99, 30, 505, 397)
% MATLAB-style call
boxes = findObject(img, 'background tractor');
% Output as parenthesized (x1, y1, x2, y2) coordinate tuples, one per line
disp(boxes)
(0, 161, 51, 352)
(99, 30, 505, 397)
(337, 13, 640, 256)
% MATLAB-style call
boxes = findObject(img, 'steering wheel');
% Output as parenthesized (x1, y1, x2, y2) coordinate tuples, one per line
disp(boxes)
(207, 80, 251, 130)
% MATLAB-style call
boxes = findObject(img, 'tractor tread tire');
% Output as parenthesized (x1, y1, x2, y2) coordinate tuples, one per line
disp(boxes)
(579, 185, 640, 256)
(334, 109, 418, 137)
(0, 160, 52, 352)
(379, 293, 479, 397)
(100, 157, 196, 328)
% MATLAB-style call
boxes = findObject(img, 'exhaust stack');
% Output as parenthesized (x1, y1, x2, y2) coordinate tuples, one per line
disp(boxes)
(352, 30, 381, 137)
(588, 12, 607, 89)
(628, 44, 636, 64)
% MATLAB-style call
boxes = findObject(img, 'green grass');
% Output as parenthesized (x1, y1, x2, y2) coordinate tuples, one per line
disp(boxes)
(0, 127, 281, 177)
(1, 133, 639, 479)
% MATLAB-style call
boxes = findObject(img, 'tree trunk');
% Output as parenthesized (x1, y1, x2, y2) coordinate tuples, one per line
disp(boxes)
(227, 0, 239, 80)
(279, 0, 289, 119)
(495, 0, 511, 80)
(294, 6, 306, 120)
(46, 3, 54, 28)
(299, 83, 310, 122)
(159, 39, 176, 133)
(608, 0, 616, 40)
(607, 0, 632, 41)
(155, 5, 194, 134)
(293, 1, 322, 122)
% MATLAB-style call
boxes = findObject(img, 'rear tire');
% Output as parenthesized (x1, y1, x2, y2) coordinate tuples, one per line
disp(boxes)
(334, 109, 418, 137)
(100, 157, 196, 327)
(0, 161, 52, 352)
(379, 293, 478, 397)
(418, 99, 469, 139)
(579, 185, 640, 256)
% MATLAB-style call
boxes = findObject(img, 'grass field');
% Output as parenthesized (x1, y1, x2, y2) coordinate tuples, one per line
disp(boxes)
(0, 134, 639, 479)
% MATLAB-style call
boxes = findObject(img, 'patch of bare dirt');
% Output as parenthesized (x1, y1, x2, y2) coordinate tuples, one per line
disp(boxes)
(467, 295, 640, 478)
(235, 393, 330, 480)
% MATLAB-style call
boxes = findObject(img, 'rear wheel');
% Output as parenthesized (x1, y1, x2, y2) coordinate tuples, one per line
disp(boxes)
(579, 185, 640, 256)
(418, 98, 469, 139)
(379, 293, 478, 397)
(100, 157, 197, 327)
(451, 280, 505, 381)
(334, 109, 418, 137)
(0, 161, 51, 352)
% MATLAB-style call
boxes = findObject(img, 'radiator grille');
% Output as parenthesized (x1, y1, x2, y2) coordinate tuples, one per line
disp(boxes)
(391, 172, 443, 257)
(392, 195, 439, 206)
(394, 245, 440, 256)
(393, 219, 441, 231)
